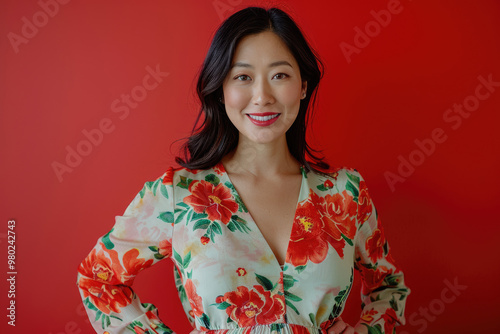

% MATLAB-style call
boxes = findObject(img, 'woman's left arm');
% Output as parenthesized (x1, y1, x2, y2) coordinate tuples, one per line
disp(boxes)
(350, 170, 411, 334)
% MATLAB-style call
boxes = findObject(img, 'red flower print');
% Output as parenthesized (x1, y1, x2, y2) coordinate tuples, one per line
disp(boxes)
(185, 279, 204, 318)
(118, 248, 154, 285)
(162, 167, 175, 185)
(77, 248, 134, 314)
(288, 199, 329, 266)
(357, 181, 372, 224)
(184, 180, 239, 224)
(287, 189, 357, 267)
(146, 310, 161, 324)
(213, 163, 224, 176)
(290, 324, 315, 334)
(221, 285, 285, 327)
(357, 264, 393, 295)
(133, 326, 147, 334)
(327, 166, 343, 181)
(324, 179, 334, 189)
(201, 236, 210, 245)
(236, 268, 247, 276)
(366, 229, 384, 263)
(360, 309, 378, 323)
(381, 308, 400, 333)
(159, 239, 172, 257)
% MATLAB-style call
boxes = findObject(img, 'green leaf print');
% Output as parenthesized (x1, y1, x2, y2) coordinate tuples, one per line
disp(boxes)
(205, 173, 220, 185)
(309, 313, 317, 326)
(84, 298, 98, 312)
(389, 295, 398, 311)
(384, 274, 400, 287)
(295, 265, 307, 274)
(330, 268, 354, 319)
(174, 207, 188, 224)
(346, 172, 360, 186)
(255, 273, 274, 291)
(270, 323, 285, 332)
(225, 181, 248, 212)
(316, 184, 329, 191)
(230, 215, 251, 233)
(345, 180, 359, 202)
(285, 299, 300, 315)
(173, 249, 183, 266)
(160, 183, 169, 199)
(158, 211, 174, 223)
(211, 221, 222, 235)
(193, 219, 211, 230)
(301, 166, 308, 179)
(126, 320, 145, 332)
(199, 313, 211, 330)
(152, 179, 160, 196)
(101, 228, 115, 249)
(183, 251, 192, 269)
(174, 265, 187, 303)
(282, 273, 298, 290)
(226, 221, 236, 232)
(284, 290, 302, 302)
(341, 233, 354, 246)
(282, 273, 302, 315)
(216, 301, 231, 310)
(205, 221, 223, 243)
(177, 175, 194, 189)
(192, 211, 208, 221)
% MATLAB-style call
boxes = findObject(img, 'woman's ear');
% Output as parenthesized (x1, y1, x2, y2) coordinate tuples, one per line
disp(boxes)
(301, 81, 308, 99)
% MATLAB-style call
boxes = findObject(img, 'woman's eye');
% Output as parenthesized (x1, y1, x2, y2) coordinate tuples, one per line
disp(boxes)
(235, 75, 250, 81)
(233, 73, 288, 81)
(274, 73, 289, 80)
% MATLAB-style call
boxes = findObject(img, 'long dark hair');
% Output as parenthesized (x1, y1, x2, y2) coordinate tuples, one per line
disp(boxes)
(174, 6, 331, 176)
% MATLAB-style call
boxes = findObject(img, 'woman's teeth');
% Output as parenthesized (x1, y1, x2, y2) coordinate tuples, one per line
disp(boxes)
(247, 114, 279, 121)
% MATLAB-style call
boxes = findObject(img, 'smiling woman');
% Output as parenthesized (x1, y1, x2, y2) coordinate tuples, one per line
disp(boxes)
(221, 31, 307, 145)
(76, 6, 410, 334)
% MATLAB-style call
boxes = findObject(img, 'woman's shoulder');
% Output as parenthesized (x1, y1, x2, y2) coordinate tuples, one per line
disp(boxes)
(307, 163, 368, 192)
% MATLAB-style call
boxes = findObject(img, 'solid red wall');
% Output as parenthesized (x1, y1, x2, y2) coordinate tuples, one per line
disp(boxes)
(1, 0, 499, 333)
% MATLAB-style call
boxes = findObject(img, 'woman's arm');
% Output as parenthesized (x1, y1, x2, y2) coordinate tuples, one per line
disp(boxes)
(76, 168, 176, 334)
(351, 171, 411, 334)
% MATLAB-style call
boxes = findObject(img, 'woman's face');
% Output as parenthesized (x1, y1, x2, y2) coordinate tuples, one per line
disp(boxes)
(222, 31, 307, 145)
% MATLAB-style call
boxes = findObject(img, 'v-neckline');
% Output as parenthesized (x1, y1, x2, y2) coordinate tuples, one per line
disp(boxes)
(215, 161, 307, 271)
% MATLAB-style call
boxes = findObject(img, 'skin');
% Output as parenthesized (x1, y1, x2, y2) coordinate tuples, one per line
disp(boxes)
(220, 30, 307, 177)
(189, 31, 358, 334)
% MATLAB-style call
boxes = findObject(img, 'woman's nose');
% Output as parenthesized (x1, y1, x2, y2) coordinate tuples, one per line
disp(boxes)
(252, 80, 274, 106)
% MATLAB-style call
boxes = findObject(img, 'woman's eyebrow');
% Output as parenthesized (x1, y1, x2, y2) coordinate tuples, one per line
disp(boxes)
(230, 60, 293, 69)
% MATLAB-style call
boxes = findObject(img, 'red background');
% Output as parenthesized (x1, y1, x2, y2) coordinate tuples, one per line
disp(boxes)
(1, 0, 499, 333)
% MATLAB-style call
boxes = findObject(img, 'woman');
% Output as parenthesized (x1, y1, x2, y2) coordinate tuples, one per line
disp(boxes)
(76, 6, 410, 334)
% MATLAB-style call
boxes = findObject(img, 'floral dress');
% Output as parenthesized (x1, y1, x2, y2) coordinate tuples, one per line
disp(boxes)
(76, 162, 411, 334)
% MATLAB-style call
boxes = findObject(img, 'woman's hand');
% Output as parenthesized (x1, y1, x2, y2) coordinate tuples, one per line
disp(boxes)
(327, 316, 356, 334)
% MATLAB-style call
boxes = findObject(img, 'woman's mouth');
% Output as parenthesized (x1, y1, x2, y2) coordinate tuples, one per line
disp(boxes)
(246, 113, 280, 126)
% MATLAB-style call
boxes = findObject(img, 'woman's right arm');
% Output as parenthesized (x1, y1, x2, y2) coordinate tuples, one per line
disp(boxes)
(76, 168, 176, 333)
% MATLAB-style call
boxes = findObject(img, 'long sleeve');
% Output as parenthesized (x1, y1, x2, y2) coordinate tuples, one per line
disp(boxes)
(351, 171, 411, 334)
(76, 168, 176, 334)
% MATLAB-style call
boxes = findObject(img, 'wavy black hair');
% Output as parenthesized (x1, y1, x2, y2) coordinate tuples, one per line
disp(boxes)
(174, 6, 331, 175)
